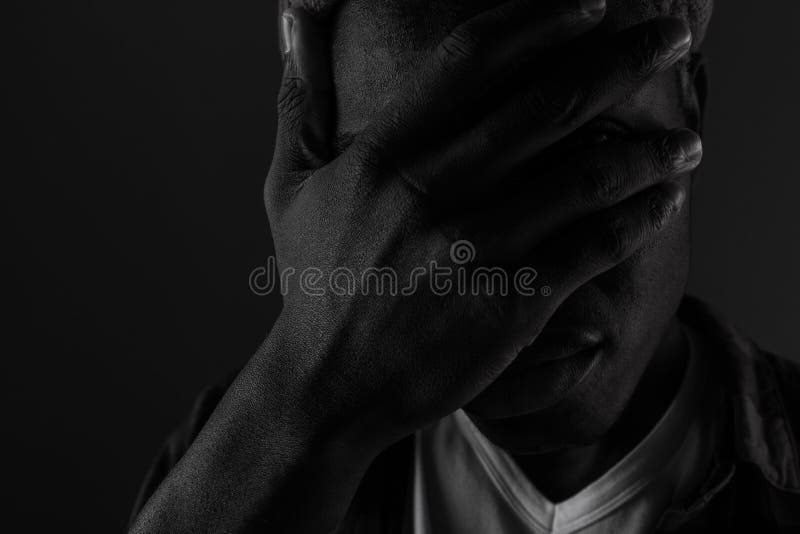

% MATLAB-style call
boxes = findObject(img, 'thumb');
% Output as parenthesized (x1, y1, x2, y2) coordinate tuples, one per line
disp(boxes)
(274, 8, 335, 173)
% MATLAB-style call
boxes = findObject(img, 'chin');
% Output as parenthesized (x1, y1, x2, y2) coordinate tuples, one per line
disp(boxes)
(465, 345, 631, 455)
(464, 243, 689, 454)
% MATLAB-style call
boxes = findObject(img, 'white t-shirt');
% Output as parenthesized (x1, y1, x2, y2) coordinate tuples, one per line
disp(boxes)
(413, 335, 713, 534)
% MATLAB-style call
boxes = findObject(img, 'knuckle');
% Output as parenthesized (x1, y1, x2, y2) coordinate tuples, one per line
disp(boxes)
(438, 26, 482, 69)
(624, 32, 664, 79)
(582, 164, 621, 206)
(647, 188, 677, 230)
(649, 136, 677, 174)
(603, 217, 633, 262)
(627, 51, 654, 80)
(277, 77, 305, 117)
(626, 31, 675, 79)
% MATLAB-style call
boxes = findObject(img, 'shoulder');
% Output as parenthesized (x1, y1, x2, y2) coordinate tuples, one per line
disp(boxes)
(679, 296, 800, 492)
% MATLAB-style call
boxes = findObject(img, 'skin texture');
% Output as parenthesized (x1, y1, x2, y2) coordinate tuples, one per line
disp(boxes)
(130, 0, 707, 531)
(328, 0, 704, 456)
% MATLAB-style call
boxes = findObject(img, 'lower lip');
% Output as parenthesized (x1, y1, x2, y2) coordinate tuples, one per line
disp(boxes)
(505, 331, 604, 374)
(472, 347, 603, 419)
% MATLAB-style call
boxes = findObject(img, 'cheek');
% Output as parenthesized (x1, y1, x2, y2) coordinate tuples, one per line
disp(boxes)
(587, 181, 691, 354)
(574, 215, 691, 410)
(622, 219, 691, 359)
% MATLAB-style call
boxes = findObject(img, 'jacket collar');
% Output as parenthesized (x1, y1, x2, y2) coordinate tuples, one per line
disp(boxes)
(679, 296, 800, 493)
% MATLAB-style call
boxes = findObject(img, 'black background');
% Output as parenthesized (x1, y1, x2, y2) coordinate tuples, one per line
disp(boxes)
(4, 2, 799, 532)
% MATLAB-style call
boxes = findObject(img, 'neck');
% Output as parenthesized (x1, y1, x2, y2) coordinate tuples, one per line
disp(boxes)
(513, 319, 689, 502)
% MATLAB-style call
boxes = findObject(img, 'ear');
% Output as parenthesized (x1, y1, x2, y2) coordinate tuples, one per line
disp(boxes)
(277, 0, 291, 53)
(686, 53, 709, 134)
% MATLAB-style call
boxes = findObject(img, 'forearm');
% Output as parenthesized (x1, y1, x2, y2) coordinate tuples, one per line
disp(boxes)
(129, 314, 384, 533)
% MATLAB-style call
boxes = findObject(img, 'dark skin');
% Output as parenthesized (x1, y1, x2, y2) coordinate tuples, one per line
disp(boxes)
(329, 0, 705, 499)
(130, 0, 705, 531)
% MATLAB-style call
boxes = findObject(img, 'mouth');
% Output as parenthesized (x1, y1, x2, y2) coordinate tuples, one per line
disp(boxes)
(505, 328, 605, 374)
(467, 331, 605, 420)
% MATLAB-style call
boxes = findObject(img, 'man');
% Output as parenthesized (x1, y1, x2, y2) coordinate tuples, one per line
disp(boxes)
(129, 0, 800, 532)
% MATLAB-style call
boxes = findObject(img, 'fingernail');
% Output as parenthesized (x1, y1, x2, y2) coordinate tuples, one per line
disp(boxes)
(656, 18, 692, 52)
(668, 129, 703, 170)
(281, 12, 295, 55)
(580, 0, 606, 16)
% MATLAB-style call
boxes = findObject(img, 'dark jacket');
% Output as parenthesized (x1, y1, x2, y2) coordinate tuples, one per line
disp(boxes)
(130, 297, 800, 532)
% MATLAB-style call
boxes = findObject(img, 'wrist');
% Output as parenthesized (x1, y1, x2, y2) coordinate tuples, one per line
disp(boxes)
(252, 310, 396, 462)
(132, 315, 388, 533)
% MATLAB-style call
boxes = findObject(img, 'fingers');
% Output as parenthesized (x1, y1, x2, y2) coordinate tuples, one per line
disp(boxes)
(469, 171, 688, 347)
(534, 178, 687, 300)
(269, 8, 334, 184)
(407, 17, 694, 193)
(354, 0, 606, 172)
(485, 129, 702, 256)
(433, 0, 606, 88)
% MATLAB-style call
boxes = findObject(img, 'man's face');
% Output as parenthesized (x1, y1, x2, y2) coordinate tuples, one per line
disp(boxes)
(328, 0, 700, 452)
